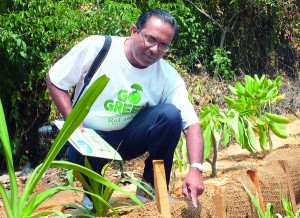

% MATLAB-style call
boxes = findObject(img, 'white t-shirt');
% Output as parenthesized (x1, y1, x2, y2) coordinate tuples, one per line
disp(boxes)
(49, 35, 199, 131)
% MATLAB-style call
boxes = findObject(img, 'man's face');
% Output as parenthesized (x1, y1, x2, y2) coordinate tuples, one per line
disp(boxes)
(128, 16, 175, 68)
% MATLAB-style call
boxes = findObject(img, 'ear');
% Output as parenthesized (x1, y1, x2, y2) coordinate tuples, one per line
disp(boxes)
(130, 26, 138, 37)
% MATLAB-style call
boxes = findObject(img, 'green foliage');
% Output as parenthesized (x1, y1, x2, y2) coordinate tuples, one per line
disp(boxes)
(187, 0, 299, 77)
(210, 48, 235, 79)
(173, 133, 188, 173)
(171, 3, 209, 71)
(71, 159, 143, 217)
(244, 185, 300, 218)
(0, 75, 142, 217)
(200, 104, 230, 158)
(0, 0, 141, 166)
(244, 184, 276, 218)
(199, 75, 291, 177)
(199, 104, 240, 177)
(280, 193, 300, 218)
(224, 75, 291, 150)
(224, 75, 283, 113)
(0, 0, 299, 171)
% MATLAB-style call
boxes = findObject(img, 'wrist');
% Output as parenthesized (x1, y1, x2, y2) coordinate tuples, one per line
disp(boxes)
(190, 162, 203, 173)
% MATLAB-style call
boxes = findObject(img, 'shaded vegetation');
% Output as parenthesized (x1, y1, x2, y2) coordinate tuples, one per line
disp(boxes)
(0, 0, 299, 171)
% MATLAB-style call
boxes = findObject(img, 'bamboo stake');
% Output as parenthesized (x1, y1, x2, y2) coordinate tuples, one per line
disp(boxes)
(278, 160, 297, 214)
(153, 160, 171, 218)
(247, 169, 265, 213)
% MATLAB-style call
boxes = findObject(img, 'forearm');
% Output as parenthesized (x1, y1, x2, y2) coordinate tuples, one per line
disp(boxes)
(182, 123, 205, 207)
(183, 123, 204, 164)
(46, 73, 72, 119)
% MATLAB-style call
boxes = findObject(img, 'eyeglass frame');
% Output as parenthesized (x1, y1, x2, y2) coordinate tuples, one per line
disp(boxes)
(138, 30, 170, 52)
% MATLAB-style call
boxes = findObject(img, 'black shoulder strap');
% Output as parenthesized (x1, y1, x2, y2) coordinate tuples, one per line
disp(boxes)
(73, 36, 112, 106)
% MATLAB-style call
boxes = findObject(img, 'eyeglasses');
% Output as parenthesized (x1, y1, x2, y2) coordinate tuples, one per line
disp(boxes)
(139, 31, 170, 52)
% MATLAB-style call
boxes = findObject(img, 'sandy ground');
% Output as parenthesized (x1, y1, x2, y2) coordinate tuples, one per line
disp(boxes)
(0, 118, 299, 217)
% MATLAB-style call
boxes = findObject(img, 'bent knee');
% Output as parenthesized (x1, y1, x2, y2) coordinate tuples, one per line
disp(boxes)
(158, 104, 182, 125)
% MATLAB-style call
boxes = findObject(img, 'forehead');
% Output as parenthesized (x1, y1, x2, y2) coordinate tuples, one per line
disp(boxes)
(142, 16, 175, 43)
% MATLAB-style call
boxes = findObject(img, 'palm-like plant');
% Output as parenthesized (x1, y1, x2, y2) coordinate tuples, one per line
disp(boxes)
(199, 75, 291, 177)
(0, 75, 142, 217)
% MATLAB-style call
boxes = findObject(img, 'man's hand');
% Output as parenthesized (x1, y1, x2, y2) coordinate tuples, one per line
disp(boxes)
(182, 167, 205, 207)
(182, 123, 205, 207)
(78, 123, 85, 131)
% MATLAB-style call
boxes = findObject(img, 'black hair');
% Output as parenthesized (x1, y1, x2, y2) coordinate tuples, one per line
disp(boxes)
(135, 9, 179, 43)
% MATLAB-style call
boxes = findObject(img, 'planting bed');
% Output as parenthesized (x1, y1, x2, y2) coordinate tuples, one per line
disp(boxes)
(124, 145, 300, 217)
(0, 118, 299, 217)
(0, 75, 299, 217)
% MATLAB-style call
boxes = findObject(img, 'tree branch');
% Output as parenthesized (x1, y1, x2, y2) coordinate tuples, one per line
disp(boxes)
(185, 0, 224, 31)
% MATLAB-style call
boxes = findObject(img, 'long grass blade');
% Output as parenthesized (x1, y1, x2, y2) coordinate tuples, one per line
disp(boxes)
(0, 100, 19, 216)
(19, 75, 109, 210)
(0, 182, 14, 217)
(27, 210, 69, 218)
(243, 184, 265, 218)
(51, 160, 142, 206)
(21, 186, 71, 217)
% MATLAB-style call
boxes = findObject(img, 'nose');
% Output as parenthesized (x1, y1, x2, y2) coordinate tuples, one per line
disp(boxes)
(148, 44, 160, 54)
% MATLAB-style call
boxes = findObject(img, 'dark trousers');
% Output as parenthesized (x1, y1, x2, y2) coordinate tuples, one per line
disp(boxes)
(66, 103, 182, 187)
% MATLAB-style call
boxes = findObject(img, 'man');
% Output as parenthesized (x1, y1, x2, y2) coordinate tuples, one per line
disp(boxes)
(46, 9, 204, 207)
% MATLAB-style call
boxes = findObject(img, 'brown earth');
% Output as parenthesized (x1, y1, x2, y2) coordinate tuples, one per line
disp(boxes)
(0, 118, 299, 217)
(123, 119, 300, 218)
(0, 75, 299, 217)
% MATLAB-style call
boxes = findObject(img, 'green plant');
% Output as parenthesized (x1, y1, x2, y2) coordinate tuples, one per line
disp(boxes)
(280, 192, 300, 218)
(244, 185, 300, 218)
(1, 0, 299, 169)
(224, 74, 291, 150)
(245, 185, 277, 218)
(200, 104, 241, 177)
(173, 133, 188, 173)
(0, 75, 142, 217)
(199, 75, 291, 177)
(210, 48, 235, 79)
(67, 159, 144, 217)
(0, 0, 141, 166)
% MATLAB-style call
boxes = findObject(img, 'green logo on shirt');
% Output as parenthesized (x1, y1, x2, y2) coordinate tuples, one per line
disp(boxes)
(128, 84, 143, 104)
(104, 84, 145, 114)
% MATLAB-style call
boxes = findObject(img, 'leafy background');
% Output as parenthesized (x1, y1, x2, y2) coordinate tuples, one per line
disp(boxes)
(0, 0, 299, 171)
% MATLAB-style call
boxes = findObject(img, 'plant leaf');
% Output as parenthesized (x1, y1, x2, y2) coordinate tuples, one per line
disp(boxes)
(0, 100, 19, 216)
(203, 126, 212, 159)
(246, 121, 257, 151)
(221, 124, 230, 146)
(19, 75, 110, 212)
(21, 186, 72, 217)
(0, 182, 14, 218)
(258, 127, 269, 150)
(242, 184, 265, 218)
(51, 160, 143, 207)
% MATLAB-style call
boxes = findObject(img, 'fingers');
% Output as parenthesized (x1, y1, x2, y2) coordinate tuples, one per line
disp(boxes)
(182, 184, 198, 207)
(182, 181, 188, 198)
(182, 170, 205, 208)
(79, 123, 84, 132)
(191, 188, 198, 208)
(182, 183, 191, 199)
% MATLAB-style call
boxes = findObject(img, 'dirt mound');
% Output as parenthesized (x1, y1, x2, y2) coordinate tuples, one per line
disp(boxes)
(1, 119, 299, 218)
(124, 144, 300, 218)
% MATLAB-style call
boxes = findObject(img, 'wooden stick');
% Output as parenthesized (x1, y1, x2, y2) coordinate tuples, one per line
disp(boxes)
(153, 160, 171, 218)
(278, 160, 297, 214)
(247, 169, 265, 213)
